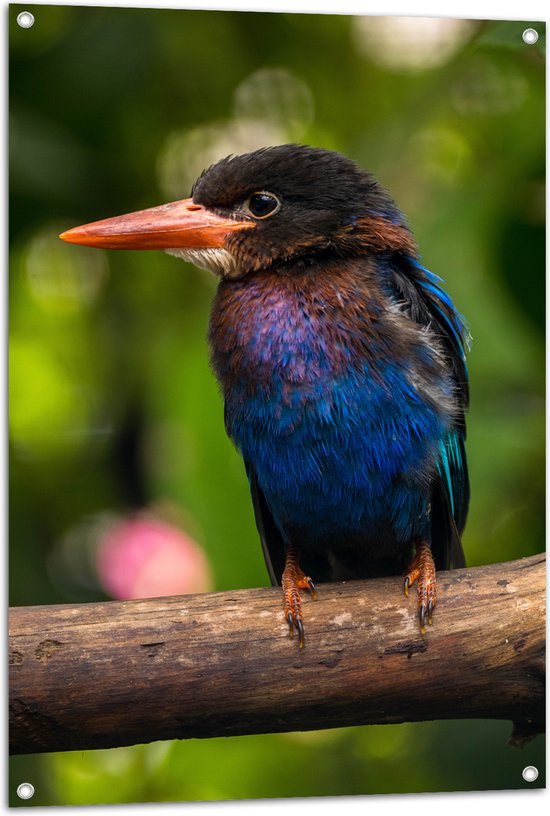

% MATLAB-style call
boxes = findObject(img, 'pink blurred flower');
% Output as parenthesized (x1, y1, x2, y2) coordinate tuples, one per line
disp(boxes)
(96, 515, 212, 600)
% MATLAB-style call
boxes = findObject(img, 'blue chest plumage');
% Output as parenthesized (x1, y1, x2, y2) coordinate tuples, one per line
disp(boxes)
(209, 260, 456, 568)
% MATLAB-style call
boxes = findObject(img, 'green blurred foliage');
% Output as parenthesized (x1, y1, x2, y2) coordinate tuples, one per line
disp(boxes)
(9, 4, 545, 806)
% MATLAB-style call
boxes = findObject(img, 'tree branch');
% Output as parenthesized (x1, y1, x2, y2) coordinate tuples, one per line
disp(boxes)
(9, 554, 545, 755)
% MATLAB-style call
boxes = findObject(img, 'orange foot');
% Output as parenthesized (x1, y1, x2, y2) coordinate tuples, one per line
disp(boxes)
(281, 545, 317, 648)
(404, 540, 436, 634)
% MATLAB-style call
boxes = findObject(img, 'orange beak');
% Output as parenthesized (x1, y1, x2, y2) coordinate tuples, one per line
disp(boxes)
(59, 198, 254, 250)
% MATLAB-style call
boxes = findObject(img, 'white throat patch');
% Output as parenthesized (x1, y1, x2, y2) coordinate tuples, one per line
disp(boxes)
(165, 247, 240, 278)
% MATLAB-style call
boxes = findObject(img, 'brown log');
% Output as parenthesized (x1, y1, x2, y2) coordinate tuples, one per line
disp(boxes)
(9, 554, 545, 755)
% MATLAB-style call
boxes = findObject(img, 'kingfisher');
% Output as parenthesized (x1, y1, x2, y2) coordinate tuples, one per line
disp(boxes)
(60, 144, 469, 646)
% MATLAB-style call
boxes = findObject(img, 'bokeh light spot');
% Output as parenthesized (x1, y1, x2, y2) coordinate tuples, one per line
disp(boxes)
(452, 56, 528, 115)
(157, 119, 288, 200)
(25, 224, 109, 313)
(353, 16, 474, 71)
(233, 68, 314, 140)
(96, 514, 212, 599)
(409, 125, 472, 185)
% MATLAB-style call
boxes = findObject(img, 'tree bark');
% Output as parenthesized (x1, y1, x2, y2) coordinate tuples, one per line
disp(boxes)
(9, 554, 545, 755)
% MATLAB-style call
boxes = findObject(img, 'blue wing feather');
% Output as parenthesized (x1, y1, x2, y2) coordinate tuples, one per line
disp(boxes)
(392, 255, 470, 568)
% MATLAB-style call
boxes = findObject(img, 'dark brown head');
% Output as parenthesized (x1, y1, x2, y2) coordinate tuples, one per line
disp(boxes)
(60, 144, 416, 278)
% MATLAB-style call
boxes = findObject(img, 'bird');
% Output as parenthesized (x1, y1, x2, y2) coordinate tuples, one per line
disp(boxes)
(60, 144, 469, 647)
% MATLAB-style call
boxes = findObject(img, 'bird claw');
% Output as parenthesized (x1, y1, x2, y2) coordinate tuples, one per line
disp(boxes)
(295, 617, 305, 649)
(306, 577, 317, 600)
(286, 611, 294, 637)
(420, 594, 436, 634)
(286, 610, 305, 647)
(404, 541, 436, 635)
(427, 598, 435, 626)
(419, 602, 427, 635)
(282, 546, 316, 648)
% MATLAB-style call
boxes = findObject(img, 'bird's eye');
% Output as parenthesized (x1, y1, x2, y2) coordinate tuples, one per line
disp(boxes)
(245, 192, 281, 219)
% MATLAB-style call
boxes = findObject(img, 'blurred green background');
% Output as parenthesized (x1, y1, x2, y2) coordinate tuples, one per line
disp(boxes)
(9, 4, 545, 807)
